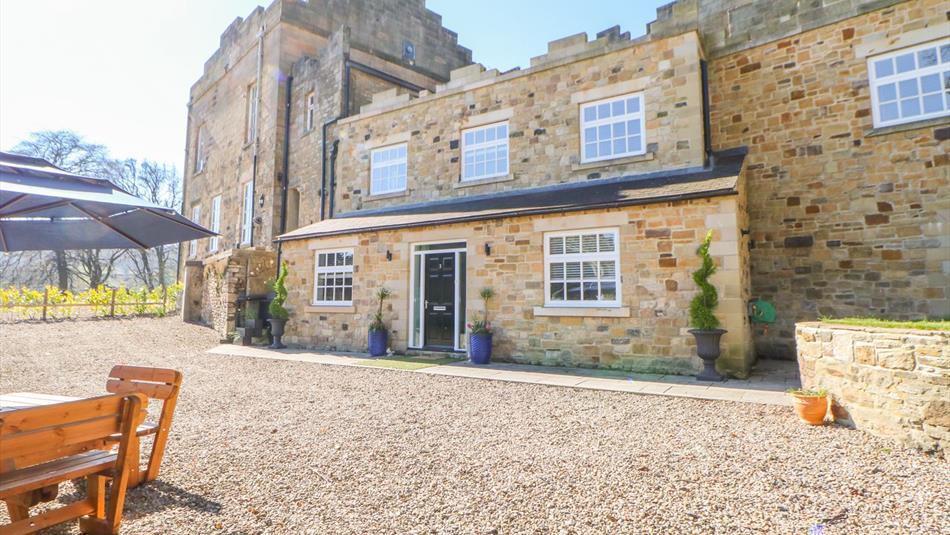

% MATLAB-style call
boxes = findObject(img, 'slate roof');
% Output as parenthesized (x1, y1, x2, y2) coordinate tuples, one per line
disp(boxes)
(277, 148, 746, 242)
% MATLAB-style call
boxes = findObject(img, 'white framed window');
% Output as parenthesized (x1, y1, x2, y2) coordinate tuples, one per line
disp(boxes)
(241, 182, 253, 245)
(313, 249, 354, 306)
(245, 82, 258, 144)
(461, 122, 509, 181)
(209, 195, 221, 252)
(189, 205, 201, 257)
(868, 38, 950, 128)
(544, 228, 621, 307)
(580, 92, 645, 163)
(194, 126, 206, 173)
(370, 143, 407, 195)
(305, 92, 316, 132)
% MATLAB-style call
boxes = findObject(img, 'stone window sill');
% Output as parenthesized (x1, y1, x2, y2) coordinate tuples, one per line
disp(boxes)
(306, 304, 355, 314)
(364, 190, 408, 201)
(453, 174, 515, 189)
(532, 306, 630, 318)
(571, 152, 655, 172)
(865, 116, 950, 138)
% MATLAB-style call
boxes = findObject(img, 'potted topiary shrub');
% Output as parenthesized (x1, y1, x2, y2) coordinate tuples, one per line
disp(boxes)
(787, 388, 830, 425)
(688, 231, 726, 381)
(368, 287, 392, 357)
(468, 287, 494, 365)
(267, 261, 290, 349)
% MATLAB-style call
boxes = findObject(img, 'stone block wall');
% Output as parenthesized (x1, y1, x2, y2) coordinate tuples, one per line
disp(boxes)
(796, 322, 949, 451)
(182, 0, 472, 275)
(279, 193, 753, 376)
(182, 249, 277, 338)
(707, 0, 950, 358)
(331, 31, 707, 215)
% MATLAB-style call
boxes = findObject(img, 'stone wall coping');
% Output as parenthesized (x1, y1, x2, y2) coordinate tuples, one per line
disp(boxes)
(338, 30, 699, 126)
(796, 321, 950, 337)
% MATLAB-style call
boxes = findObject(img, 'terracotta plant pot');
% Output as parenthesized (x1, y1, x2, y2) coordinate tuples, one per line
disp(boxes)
(790, 393, 829, 425)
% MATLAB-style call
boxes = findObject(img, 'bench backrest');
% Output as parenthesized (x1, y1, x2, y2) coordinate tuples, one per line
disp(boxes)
(106, 365, 182, 401)
(0, 393, 145, 473)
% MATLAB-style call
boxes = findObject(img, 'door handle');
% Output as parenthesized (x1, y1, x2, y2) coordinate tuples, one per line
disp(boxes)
(424, 300, 429, 309)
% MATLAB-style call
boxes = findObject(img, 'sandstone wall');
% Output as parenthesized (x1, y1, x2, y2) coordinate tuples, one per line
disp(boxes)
(796, 322, 949, 451)
(190, 249, 277, 338)
(280, 194, 753, 376)
(331, 31, 707, 214)
(708, 0, 950, 358)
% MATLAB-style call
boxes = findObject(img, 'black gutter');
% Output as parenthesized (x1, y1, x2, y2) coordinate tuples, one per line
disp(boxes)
(275, 74, 293, 270)
(278, 187, 739, 243)
(700, 59, 713, 165)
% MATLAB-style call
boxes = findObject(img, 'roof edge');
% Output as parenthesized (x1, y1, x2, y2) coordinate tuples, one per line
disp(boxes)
(276, 185, 738, 243)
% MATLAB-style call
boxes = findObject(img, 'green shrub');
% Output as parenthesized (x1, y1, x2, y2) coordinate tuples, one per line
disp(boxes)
(268, 261, 290, 321)
(689, 231, 720, 330)
(468, 287, 494, 335)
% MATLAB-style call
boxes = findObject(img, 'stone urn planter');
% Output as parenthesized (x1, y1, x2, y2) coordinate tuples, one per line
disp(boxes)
(267, 261, 290, 349)
(468, 332, 492, 364)
(788, 389, 830, 425)
(689, 328, 726, 381)
(688, 231, 725, 382)
(268, 318, 287, 349)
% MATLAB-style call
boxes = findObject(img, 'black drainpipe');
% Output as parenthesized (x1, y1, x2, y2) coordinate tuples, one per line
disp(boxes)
(328, 139, 340, 218)
(700, 59, 713, 166)
(276, 75, 293, 271)
(319, 117, 339, 221)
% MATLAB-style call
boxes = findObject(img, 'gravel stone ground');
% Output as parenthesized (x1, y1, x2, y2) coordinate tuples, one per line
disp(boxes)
(1, 317, 947, 534)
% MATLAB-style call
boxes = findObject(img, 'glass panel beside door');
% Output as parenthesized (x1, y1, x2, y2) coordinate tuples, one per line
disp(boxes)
(409, 242, 467, 352)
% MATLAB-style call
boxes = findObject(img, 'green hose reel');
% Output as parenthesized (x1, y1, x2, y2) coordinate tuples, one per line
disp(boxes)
(750, 299, 776, 324)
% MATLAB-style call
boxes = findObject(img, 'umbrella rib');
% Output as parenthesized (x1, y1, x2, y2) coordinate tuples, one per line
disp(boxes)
(0, 193, 27, 212)
(71, 203, 149, 249)
(1, 199, 73, 219)
(144, 208, 216, 235)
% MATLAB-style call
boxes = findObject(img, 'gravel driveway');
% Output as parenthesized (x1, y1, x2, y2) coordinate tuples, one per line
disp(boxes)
(1, 317, 947, 534)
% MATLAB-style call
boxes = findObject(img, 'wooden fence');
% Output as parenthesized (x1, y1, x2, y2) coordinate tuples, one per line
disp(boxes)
(1, 287, 171, 320)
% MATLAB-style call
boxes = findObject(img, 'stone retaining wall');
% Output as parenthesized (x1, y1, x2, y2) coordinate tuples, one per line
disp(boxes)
(796, 322, 949, 451)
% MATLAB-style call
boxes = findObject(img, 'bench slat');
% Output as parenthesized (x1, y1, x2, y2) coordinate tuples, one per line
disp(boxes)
(105, 379, 174, 400)
(0, 395, 123, 436)
(2, 416, 121, 461)
(108, 365, 180, 385)
(0, 451, 115, 499)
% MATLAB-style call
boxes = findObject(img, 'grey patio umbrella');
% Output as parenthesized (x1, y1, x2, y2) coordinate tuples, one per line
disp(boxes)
(0, 151, 215, 251)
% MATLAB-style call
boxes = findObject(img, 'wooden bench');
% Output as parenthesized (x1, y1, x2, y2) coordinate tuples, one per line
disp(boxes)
(105, 365, 182, 486)
(0, 393, 145, 535)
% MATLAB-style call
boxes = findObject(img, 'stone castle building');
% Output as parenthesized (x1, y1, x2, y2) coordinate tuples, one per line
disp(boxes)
(181, 0, 949, 377)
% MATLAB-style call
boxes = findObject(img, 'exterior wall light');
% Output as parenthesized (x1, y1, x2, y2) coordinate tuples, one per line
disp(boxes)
(484, 243, 491, 256)
(386, 250, 393, 261)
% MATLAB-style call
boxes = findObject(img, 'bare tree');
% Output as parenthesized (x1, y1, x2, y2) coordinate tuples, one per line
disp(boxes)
(107, 159, 182, 290)
(0, 251, 50, 287)
(67, 249, 126, 289)
(9, 130, 112, 290)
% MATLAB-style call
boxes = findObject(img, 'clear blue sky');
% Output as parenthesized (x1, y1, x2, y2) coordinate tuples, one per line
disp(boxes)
(0, 0, 664, 169)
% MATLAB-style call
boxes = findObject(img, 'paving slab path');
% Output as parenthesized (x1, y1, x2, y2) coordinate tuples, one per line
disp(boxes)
(207, 344, 800, 406)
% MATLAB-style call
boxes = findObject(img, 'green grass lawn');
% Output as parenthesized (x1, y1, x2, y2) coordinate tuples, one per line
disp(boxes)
(821, 317, 950, 331)
(360, 355, 461, 370)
